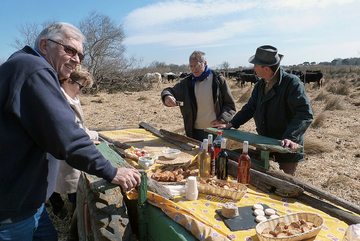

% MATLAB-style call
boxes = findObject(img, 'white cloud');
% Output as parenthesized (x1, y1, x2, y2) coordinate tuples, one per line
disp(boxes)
(124, 0, 257, 30)
(124, 19, 256, 46)
(123, 0, 359, 54)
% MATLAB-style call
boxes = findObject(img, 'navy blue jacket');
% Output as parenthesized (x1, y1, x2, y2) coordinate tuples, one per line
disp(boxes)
(0, 46, 117, 223)
(230, 69, 313, 163)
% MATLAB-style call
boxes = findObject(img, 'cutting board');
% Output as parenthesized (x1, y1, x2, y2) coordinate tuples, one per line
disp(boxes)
(216, 204, 275, 231)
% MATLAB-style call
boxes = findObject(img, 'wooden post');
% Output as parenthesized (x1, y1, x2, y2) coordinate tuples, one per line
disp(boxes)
(137, 171, 148, 241)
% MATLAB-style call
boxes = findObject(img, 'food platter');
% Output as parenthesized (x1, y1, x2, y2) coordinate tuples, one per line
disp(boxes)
(149, 164, 198, 184)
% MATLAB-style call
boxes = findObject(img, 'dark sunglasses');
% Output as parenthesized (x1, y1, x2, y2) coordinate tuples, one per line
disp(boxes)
(70, 78, 85, 90)
(47, 39, 84, 62)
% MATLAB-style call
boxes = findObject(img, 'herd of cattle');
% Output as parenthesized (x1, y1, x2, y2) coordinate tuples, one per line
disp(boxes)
(141, 69, 323, 89)
(228, 69, 324, 88)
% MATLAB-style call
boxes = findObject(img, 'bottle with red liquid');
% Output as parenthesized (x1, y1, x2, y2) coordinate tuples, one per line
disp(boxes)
(216, 138, 228, 180)
(207, 134, 216, 177)
(237, 141, 251, 185)
(213, 130, 223, 160)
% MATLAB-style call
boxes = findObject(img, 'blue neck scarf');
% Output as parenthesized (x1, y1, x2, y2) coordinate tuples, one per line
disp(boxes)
(190, 66, 212, 87)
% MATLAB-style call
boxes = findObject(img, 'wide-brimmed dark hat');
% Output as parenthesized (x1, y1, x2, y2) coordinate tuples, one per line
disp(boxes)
(248, 45, 284, 66)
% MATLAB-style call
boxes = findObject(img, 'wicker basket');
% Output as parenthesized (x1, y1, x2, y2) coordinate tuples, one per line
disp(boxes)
(256, 212, 324, 241)
(197, 178, 247, 200)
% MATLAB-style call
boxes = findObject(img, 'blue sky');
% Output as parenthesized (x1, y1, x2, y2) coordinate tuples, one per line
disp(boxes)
(0, 0, 359, 68)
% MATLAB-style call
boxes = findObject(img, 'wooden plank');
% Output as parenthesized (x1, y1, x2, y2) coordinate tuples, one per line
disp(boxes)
(297, 194, 360, 225)
(99, 133, 131, 150)
(227, 159, 304, 197)
(90, 125, 140, 131)
(266, 169, 360, 215)
(139, 122, 194, 151)
(206, 127, 303, 153)
(159, 129, 200, 146)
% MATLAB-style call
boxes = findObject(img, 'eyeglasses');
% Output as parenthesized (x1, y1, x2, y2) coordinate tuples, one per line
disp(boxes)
(70, 78, 85, 90)
(188, 62, 204, 70)
(47, 39, 84, 62)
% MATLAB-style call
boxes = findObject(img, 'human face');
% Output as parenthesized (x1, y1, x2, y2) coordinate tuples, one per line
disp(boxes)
(189, 57, 206, 77)
(253, 64, 267, 79)
(41, 38, 84, 80)
(47, 39, 84, 62)
(61, 78, 85, 99)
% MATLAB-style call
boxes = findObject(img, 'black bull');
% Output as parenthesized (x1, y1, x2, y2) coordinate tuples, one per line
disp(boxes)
(236, 74, 259, 87)
(300, 72, 323, 87)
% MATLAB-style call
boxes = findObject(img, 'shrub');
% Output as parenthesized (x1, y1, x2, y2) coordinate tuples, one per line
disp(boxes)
(324, 96, 343, 111)
(311, 111, 326, 128)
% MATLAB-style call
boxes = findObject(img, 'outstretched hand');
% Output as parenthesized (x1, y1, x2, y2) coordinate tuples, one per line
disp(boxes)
(164, 95, 177, 107)
(111, 167, 141, 192)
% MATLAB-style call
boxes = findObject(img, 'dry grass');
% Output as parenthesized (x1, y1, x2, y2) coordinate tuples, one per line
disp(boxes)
(310, 111, 326, 129)
(237, 86, 252, 103)
(324, 96, 343, 111)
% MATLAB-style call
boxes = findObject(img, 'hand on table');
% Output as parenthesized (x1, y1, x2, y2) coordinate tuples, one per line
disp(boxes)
(213, 123, 233, 130)
(111, 167, 141, 192)
(281, 139, 299, 152)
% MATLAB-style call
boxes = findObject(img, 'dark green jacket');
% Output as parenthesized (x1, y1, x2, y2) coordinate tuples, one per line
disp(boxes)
(161, 71, 236, 139)
(230, 68, 313, 163)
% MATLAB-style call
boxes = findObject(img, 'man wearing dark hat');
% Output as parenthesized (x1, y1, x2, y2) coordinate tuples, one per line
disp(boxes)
(217, 45, 313, 175)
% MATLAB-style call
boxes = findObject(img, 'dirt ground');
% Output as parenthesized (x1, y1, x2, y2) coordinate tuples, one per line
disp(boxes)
(52, 77, 360, 240)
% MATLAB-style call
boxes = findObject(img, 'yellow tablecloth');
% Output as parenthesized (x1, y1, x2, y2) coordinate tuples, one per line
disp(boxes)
(100, 129, 349, 241)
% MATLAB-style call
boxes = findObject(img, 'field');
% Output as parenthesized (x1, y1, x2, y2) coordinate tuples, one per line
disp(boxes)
(52, 66, 360, 240)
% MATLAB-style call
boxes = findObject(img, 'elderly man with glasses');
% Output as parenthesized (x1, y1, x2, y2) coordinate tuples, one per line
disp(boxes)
(0, 22, 140, 240)
(161, 50, 236, 141)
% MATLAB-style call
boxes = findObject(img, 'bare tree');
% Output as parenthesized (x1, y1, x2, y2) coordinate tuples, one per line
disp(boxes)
(79, 11, 128, 91)
(11, 20, 56, 50)
(220, 61, 230, 71)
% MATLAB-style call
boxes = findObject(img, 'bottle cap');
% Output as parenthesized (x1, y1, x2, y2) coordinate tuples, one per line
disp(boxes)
(203, 139, 208, 149)
(221, 138, 226, 148)
(217, 130, 222, 134)
(243, 141, 249, 153)
(208, 134, 213, 143)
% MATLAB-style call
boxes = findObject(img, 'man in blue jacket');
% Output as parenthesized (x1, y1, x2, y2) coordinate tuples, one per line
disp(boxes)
(0, 22, 141, 240)
(217, 45, 313, 175)
(161, 50, 236, 141)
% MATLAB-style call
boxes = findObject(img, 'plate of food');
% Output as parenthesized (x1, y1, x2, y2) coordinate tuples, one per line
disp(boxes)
(124, 146, 156, 161)
(150, 164, 198, 184)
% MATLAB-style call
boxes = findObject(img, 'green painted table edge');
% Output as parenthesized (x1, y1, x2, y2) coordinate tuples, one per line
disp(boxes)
(206, 127, 303, 153)
(92, 142, 196, 241)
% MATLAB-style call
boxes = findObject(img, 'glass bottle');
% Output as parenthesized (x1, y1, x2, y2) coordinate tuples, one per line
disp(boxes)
(199, 139, 211, 178)
(237, 141, 251, 185)
(213, 130, 223, 160)
(216, 138, 228, 180)
(208, 134, 216, 177)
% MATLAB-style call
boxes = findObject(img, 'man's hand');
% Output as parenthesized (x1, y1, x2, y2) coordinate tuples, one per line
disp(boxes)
(164, 95, 177, 107)
(213, 123, 233, 129)
(281, 139, 299, 152)
(111, 167, 141, 192)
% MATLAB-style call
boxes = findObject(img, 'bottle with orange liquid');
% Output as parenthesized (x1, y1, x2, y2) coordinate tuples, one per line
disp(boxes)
(237, 141, 251, 185)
